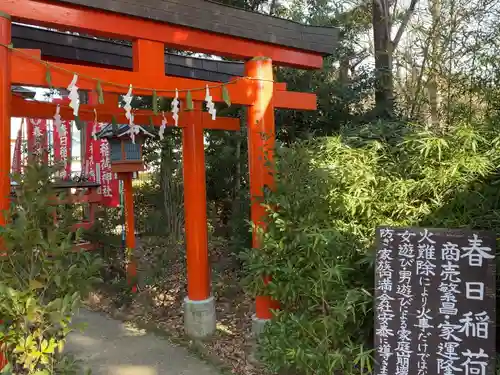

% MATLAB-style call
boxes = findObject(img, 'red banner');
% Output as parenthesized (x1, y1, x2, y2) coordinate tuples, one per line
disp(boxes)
(53, 120, 72, 179)
(85, 121, 119, 207)
(27, 118, 48, 164)
(11, 121, 23, 174)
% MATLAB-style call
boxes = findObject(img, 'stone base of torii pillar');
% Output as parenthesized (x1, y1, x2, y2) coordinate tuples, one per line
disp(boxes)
(183, 296, 216, 339)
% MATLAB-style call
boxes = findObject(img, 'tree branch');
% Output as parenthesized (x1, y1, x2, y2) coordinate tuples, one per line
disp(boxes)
(392, 0, 419, 50)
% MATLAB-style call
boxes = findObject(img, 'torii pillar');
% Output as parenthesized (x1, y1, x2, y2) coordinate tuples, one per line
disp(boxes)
(0, 11, 10, 370)
(245, 57, 280, 335)
(131, 39, 215, 338)
(182, 101, 216, 338)
(0, 12, 10, 226)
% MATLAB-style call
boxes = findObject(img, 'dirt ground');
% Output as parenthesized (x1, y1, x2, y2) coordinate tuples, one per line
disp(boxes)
(85, 236, 265, 375)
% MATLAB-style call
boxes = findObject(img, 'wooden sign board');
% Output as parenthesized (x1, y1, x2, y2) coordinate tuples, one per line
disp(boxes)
(375, 227, 496, 375)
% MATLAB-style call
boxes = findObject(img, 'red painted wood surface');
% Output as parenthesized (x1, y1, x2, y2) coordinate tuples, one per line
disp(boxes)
(0, 16, 10, 227)
(0, 13, 11, 369)
(11, 95, 241, 131)
(183, 103, 210, 301)
(10, 49, 317, 110)
(121, 173, 138, 293)
(132, 39, 165, 75)
(0, 0, 324, 69)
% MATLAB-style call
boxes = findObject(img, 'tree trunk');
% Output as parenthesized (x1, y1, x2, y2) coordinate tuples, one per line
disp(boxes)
(234, 136, 242, 197)
(160, 138, 184, 242)
(372, 0, 394, 118)
(372, 0, 418, 118)
(339, 57, 350, 87)
(427, 0, 442, 128)
(231, 108, 245, 229)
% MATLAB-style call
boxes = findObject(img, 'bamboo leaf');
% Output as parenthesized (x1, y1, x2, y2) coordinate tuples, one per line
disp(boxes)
(149, 116, 154, 127)
(152, 90, 158, 115)
(222, 84, 231, 107)
(29, 279, 44, 290)
(96, 80, 105, 105)
(185, 90, 194, 111)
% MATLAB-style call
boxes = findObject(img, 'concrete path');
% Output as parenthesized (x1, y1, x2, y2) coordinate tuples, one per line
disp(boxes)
(66, 309, 222, 375)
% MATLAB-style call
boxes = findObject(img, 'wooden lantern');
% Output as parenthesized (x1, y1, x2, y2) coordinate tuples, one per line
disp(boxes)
(96, 124, 145, 174)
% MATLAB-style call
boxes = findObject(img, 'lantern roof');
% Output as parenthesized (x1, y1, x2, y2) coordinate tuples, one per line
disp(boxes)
(96, 123, 134, 140)
(96, 123, 156, 141)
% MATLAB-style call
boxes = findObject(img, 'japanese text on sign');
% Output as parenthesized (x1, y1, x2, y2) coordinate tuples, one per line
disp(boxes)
(375, 227, 495, 375)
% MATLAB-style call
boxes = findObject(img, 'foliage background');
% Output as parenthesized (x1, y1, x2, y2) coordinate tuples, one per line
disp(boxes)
(243, 120, 500, 374)
(0, 164, 101, 374)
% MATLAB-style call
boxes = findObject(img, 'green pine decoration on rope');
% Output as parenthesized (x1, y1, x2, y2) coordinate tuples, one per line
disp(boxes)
(96, 80, 105, 105)
(111, 115, 118, 134)
(153, 90, 158, 115)
(185, 90, 194, 111)
(45, 68, 52, 89)
(74, 115, 83, 130)
(222, 84, 231, 107)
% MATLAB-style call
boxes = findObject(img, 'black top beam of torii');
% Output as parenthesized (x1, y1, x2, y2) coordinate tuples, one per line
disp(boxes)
(9, 0, 339, 92)
(12, 24, 245, 84)
(54, 0, 337, 55)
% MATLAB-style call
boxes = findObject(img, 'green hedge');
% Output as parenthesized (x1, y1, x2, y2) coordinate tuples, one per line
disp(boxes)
(243, 120, 500, 375)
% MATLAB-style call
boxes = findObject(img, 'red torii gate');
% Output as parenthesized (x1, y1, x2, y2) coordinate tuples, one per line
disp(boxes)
(0, 0, 336, 339)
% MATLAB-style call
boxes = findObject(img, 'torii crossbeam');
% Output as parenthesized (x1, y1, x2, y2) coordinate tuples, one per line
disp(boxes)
(0, 0, 337, 341)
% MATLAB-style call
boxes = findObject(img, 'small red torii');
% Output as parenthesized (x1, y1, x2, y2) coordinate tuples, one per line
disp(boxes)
(0, 0, 336, 341)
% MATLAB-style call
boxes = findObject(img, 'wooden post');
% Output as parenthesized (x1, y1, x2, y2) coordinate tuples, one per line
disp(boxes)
(132, 39, 165, 75)
(245, 57, 279, 322)
(182, 102, 215, 338)
(121, 172, 137, 292)
(0, 11, 10, 369)
(0, 12, 11, 225)
(182, 102, 210, 301)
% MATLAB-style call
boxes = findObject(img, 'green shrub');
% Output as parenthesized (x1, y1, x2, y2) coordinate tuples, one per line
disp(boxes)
(243, 120, 500, 375)
(0, 164, 102, 374)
